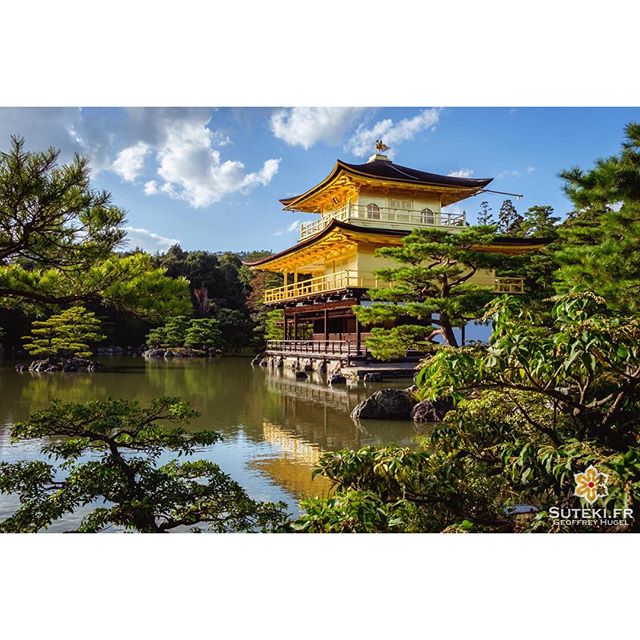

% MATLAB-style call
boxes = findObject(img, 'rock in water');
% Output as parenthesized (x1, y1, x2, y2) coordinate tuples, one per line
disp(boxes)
(410, 397, 453, 423)
(363, 372, 383, 382)
(295, 371, 308, 380)
(329, 373, 347, 385)
(350, 389, 416, 420)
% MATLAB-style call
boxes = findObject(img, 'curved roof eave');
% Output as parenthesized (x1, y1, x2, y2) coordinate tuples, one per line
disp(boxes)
(279, 159, 493, 210)
(245, 219, 551, 268)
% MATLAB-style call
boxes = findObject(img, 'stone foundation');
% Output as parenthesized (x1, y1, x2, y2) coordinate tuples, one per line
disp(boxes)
(258, 353, 349, 378)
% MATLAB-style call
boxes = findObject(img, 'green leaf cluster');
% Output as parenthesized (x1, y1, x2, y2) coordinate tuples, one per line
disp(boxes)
(146, 316, 223, 350)
(554, 122, 640, 314)
(354, 225, 512, 356)
(294, 291, 640, 532)
(22, 305, 105, 359)
(0, 136, 191, 319)
(0, 397, 288, 532)
(184, 318, 223, 349)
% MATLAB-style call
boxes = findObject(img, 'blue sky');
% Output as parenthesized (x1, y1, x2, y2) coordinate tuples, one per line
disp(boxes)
(1, 107, 638, 254)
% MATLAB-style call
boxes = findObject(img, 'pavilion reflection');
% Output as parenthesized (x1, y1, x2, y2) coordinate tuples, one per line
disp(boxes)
(250, 420, 333, 499)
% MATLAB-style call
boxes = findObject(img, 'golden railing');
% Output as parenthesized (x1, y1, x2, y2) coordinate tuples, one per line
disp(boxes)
(494, 276, 525, 294)
(299, 204, 466, 240)
(265, 271, 525, 302)
(263, 269, 381, 303)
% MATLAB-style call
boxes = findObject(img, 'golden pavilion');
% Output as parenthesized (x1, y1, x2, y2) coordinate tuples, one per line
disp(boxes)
(249, 142, 546, 361)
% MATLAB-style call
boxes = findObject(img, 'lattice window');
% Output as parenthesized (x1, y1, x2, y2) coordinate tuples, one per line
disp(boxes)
(421, 207, 435, 224)
(388, 198, 412, 211)
(365, 203, 381, 220)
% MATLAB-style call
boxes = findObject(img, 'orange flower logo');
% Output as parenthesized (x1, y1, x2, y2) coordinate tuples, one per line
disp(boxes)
(574, 465, 608, 504)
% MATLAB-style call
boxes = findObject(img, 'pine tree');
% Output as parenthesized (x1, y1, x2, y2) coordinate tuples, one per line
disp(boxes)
(520, 205, 560, 238)
(354, 226, 513, 357)
(555, 122, 640, 313)
(498, 199, 524, 236)
(146, 325, 168, 348)
(264, 309, 285, 341)
(146, 316, 190, 348)
(0, 397, 287, 532)
(23, 306, 105, 359)
(477, 201, 495, 225)
(184, 318, 223, 350)
(0, 136, 190, 317)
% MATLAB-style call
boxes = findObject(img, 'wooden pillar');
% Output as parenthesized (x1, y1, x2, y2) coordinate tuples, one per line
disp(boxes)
(356, 315, 362, 355)
(293, 313, 298, 340)
(323, 309, 328, 341)
(461, 323, 466, 347)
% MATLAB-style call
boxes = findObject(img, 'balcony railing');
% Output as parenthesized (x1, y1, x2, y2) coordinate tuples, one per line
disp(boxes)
(299, 204, 466, 240)
(263, 269, 382, 304)
(264, 272, 526, 304)
(494, 276, 525, 294)
(266, 339, 353, 356)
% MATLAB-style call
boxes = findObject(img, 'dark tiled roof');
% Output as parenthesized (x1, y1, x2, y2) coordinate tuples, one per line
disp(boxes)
(340, 159, 493, 188)
(280, 159, 493, 206)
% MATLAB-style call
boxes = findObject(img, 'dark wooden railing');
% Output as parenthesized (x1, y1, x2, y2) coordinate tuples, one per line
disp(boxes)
(266, 340, 352, 356)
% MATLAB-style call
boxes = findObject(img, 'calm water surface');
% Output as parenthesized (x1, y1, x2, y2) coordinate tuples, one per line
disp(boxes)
(0, 357, 428, 531)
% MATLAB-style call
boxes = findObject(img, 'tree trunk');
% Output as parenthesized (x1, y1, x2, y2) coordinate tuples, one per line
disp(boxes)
(440, 314, 458, 347)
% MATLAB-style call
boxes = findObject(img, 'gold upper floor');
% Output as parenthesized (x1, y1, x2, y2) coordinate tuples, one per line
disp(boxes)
(298, 199, 466, 240)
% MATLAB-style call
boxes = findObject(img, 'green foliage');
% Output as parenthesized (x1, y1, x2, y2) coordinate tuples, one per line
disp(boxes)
(293, 444, 504, 533)
(295, 292, 640, 532)
(215, 307, 254, 349)
(146, 316, 188, 348)
(477, 201, 495, 225)
(145, 326, 167, 348)
(354, 225, 511, 355)
(0, 397, 288, 532)
(487, 206, 561, 307)
(261, 308, 285, 341)
(184, 318, 223, 350)
(151, 246, 262, 349)
(0, 135, 124, 267)
(147, 316, 223, 351)
(498, 199, 524, 236)
(520, 205, 560, 238)
(0, 136, 190, 319)
(23, 305, 105, 359)
(0, 253, 191, 319)
(164, 316, 190, 347)
(555, 122, 640, 314)
(363, 325, 438, 361)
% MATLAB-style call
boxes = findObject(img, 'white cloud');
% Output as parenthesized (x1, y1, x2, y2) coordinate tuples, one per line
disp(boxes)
(144, 115, 280, 208)
(448, 168, 474, 178)
(123, 227, 178, 253)
(270, 107, 363, 149)
(497, 165, 536, 179)
(0, 108, 279, 209)
(0, 107, 111, 169)
(346, 108, 442, 158)
(112, 141, 150, 182)
(143, 180, 158, 195)
(273, 219, 302, 237)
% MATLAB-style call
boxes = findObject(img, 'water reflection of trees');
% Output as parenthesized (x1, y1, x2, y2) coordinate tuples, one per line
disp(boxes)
(0, 357, 427, 502)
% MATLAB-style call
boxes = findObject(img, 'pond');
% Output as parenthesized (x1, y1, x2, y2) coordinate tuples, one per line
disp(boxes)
(0, 356, 430, 531)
